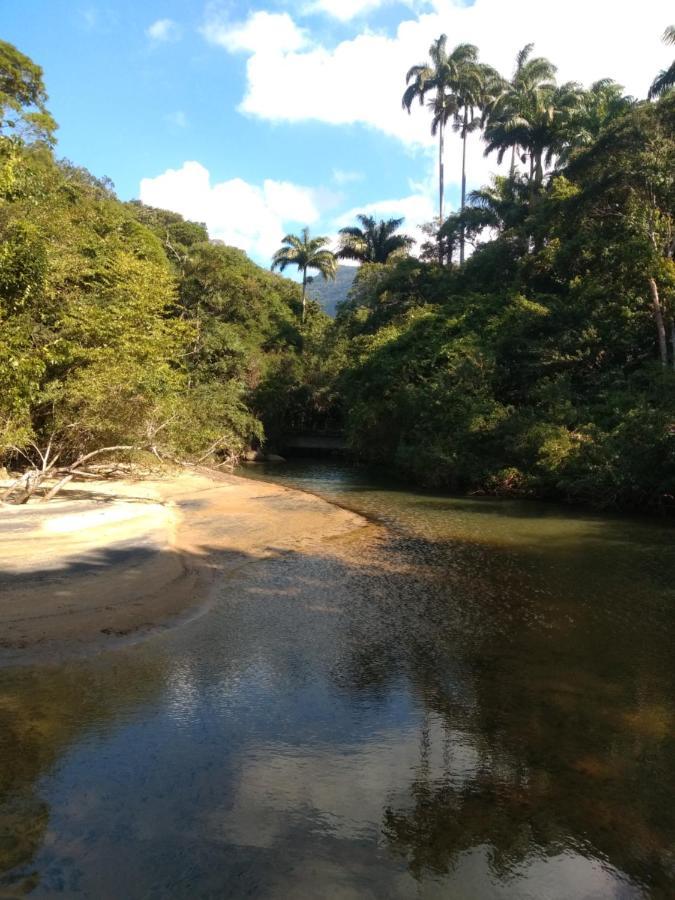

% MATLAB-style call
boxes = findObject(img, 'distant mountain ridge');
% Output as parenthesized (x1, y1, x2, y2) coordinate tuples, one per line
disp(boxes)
(307, 264, 357, 317)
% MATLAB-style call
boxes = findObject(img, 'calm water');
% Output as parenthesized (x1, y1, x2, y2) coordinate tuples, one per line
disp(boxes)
(1, 461, 674, 898)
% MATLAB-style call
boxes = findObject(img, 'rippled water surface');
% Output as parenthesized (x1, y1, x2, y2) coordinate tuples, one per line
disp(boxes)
(1, 461, 675, 898)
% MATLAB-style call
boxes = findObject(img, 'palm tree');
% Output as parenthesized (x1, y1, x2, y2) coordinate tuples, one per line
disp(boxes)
(271, 227, 337, 323)
(527, 81, 585, 184)
(556, 79, 633, 164)
(403, 37, 499, 263)
(336, 215, 414, 263)
(453, 63, 502, 262)
(649, 26, 675, 99)
(438, 208, 490, 265)
(483, 44, 557, 177)
(426, 87, 457, 231)
(402, 37, 478, 226)
(467, 174, 530, 232)
(484, 46, 583, 194)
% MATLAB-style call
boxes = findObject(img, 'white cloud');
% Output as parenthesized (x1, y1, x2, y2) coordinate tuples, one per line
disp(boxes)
(139, 161, 320, 261)
(146, 17, 181, 43)
(207, 0, 673, 203)
(201, 9, 308, 54)
(332, 168, 364, 185)
(305, 0, 433, 22)
(304, 0, 389, 22)
(336, 193, 434, 230)
(334, 192, 435, 252)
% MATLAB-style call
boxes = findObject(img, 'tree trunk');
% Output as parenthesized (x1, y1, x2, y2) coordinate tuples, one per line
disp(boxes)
(438, 116, 444, 226)
(459, 110, 468, 265)
(301, 269, 307, 324)
(509, 144, 516, 178)
(3, 444, 145, 506)
(670, 317, 675, 371)
(437, 117, 445, 263)
(649, 277, 668, 367)
(43, 474, 74, 502)
(1, 470, 44, 504)
(535, 152, 544, 188)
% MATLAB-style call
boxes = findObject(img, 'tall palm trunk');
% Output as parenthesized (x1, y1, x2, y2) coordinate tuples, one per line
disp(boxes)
(534, 151, 544, 187)
(301, 269, 307, 324)
(438, 116, 445, 263)
(438, 117, 445, 223)
(459, 108, 468, 264)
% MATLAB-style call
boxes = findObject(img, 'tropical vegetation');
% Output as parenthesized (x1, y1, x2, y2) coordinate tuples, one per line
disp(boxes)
(403, 36, 498, 262)
(0, 39, 327, 499)
(1, 32, 674, 511)
(271, 227, 337, 322)
(649, 26, 675, 99)
(336, 215, 414, 264)
(326, 74, 674, 509)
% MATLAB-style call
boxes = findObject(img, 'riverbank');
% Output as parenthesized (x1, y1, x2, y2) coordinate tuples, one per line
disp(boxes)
(0, 470, 368, 664)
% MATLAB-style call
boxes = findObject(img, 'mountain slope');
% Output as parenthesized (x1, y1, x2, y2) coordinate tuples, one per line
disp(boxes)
(307, 265, 357, 317)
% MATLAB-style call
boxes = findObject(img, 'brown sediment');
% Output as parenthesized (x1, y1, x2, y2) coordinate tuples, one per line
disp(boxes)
(0, 470, 369, 663)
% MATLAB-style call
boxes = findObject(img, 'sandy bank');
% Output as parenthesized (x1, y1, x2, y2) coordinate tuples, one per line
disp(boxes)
(0, 471, 367, 663)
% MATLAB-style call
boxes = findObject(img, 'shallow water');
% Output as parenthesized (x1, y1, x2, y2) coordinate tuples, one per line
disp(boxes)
(1, 461, 674, 898)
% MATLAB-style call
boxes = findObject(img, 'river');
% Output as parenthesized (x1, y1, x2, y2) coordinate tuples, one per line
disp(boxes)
(1, 460, 674, 898)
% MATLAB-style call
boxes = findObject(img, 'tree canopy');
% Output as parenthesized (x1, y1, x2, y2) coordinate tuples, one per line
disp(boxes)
(271, 228, 337, 322)
(649, 26, 675, 99)
(0, 72, 317, 477)
(336, 215, 414, 264)
(0, 40, 56, 144)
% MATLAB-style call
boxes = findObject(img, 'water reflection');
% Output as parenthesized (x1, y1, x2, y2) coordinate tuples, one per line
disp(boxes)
(0, 461, 674, 897)
(0, 656, 167, 894)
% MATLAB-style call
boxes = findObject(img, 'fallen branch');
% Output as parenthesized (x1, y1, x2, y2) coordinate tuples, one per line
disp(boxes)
(2, 435, 240, 506)
(1, 469, 43, 504)
(1, 444, 140, 505)
(42, 474, 74, 502)
(66, 445, 137, 471)
(40, 445, 140, 502)
(195, 438, 227, 464)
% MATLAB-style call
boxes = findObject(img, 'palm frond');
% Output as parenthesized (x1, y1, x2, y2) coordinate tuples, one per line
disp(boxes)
(336, 215, 413, 263)
(515, 43, 534, 72)
(649, 62, 675, 99)
(356, 214, 377, 231)
(271, 227, 336, 285)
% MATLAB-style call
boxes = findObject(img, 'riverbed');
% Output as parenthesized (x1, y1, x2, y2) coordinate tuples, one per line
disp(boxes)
(1, 460, 674, 898)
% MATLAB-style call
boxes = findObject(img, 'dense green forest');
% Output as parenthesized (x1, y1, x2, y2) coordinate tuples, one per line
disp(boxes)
(1, 37, 674, 509)
(0, 41, 329, 488)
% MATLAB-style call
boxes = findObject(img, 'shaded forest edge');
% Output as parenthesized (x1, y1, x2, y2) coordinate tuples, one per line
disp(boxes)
(1, 40, 674, 512)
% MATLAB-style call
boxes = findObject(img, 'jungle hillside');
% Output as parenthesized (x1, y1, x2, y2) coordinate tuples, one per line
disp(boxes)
(1, 35, 674, 510)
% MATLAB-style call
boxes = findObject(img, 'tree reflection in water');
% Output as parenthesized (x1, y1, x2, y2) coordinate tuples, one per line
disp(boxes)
(0, 464, 674, 898)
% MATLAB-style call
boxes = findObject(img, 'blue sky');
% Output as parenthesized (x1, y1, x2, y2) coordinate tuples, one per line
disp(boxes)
(4, 0, 673, 264)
